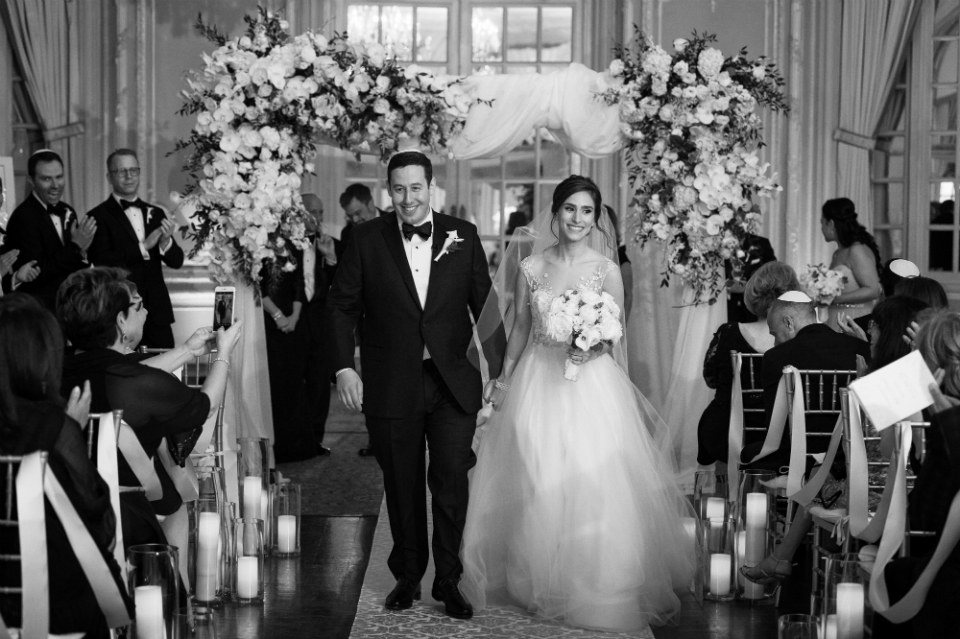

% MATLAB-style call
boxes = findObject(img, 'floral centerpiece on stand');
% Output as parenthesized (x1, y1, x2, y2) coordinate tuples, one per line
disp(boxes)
(174, 7, 477, 291)
(601, 29, 789, 305)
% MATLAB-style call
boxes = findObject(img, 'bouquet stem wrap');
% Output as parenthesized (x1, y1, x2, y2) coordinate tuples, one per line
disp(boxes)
(564, 359, 581, 381)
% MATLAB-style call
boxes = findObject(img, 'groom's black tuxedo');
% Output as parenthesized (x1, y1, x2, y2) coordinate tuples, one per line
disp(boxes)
(325, 210, 501, 586)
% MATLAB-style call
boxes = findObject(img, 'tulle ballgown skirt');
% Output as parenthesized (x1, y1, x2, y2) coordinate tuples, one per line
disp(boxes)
(461, 343, 698, 632)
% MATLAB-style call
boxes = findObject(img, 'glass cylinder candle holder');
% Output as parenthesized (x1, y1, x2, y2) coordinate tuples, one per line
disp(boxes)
(128, 544, 180, 639)
(702, 516, 736, 602)
(778, 614, 820, 639)
(694, 470, 729, 522)
(824, 553, 871, 639)
(218, 501, 237, 600)
(188, 498, 223, 609)
(272, 482, 301, 557)
(234, 518, 265, 604)
(737, 469, 779, 524)
(195, 465, 226, 504)
(237, 437, 269, 522)
(735, 474, 777, 605)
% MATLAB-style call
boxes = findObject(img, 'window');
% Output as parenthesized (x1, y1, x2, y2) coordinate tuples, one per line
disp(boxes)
(347, 4, 449, 68)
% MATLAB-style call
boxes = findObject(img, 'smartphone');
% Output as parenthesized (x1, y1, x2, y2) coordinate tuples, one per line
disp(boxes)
(213, 286, 236, 331)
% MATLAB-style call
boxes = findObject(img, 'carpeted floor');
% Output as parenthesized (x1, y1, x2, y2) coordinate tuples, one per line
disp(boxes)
(277, 386, 385, 516)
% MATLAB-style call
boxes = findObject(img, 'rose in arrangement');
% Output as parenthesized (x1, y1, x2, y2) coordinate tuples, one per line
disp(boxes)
(543, 289, 623, 381)
(602, 29, 789, 305)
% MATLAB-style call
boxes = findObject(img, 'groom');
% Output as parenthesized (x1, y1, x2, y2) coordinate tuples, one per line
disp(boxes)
(325, 151, 500, 619)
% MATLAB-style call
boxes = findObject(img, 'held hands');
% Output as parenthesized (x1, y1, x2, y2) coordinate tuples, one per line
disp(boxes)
(337, 369, 363, 412)
(71, 215, 97, 253)
(483, 379, 508, 410)
(929, 368, 960, 415)
(837, 312, 868, 342)
(65, 380, 93, 426)
(274, 314, 293, 333)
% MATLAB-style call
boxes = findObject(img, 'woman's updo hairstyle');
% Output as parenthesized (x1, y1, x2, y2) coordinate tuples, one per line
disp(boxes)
(821, 198, 882, 276)
(551, 175, 602, 215)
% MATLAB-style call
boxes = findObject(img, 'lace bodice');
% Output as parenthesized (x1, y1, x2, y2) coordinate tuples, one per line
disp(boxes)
(520, 254, 619, 347)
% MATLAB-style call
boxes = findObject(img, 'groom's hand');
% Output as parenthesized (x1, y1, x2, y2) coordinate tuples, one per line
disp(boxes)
(337, 369, 364, 412)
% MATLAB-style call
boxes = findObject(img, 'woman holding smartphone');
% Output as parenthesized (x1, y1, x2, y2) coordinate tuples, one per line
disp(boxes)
(57, 266, 243, 549)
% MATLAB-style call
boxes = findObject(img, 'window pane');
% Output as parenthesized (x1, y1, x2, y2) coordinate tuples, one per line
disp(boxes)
(935, 0, 960, 36)
(506, 7, 538, 62)
(382, 6, 413, 60)
(415, 7, 447, 62)
(539, 129, 569, 178)
(472, 7, 503, 62)
(934, 39, 959, 83)
(932, 86, 957, 131)
(471, 176, 502, 237)
(932, 134, 956, 177)
(874, 229, 904, 260)
(539, 183, 558, 219)
(508, 64, 539, 75)
(347, 5, 379, 44)
(873, 182, 905, 225)
(506, 141, 536, 179)
(506, 184, 535, 234)
(473, 64, 500, 75)
(541, 6, 573, 62)
(930, 230, 954, 271)
(346, 155, 379, 180)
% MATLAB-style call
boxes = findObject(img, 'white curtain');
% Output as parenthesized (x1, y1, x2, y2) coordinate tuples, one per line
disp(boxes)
(836, 0, 918, 226)
(2, 0, 85, 206)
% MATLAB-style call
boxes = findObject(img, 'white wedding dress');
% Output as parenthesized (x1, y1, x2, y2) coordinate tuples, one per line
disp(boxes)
(461, 255, 698, 632)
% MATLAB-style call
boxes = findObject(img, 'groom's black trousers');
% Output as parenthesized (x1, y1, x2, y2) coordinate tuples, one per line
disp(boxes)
(366, 358, 477, 585)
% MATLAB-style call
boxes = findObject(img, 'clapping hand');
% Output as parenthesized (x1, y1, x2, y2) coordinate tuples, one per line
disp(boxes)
(929, 368, 960, 415)
(0, 250, 17, 277)
(15, 260, 40, 284)
(837, 312, 868, 342)
(71, 215, 97, 253)
(65, 380, 93, 426)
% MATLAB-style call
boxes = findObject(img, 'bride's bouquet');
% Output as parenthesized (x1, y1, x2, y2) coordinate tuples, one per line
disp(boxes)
(544, 289, 623, 381)
(799, 264, 847, 306)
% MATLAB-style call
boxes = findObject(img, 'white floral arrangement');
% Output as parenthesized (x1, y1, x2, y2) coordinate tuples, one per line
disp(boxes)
(601, 29, 789, 305)
(543, 289, 623, 381)
(174, 8, 478, 290)
(800, 264, 848, 306)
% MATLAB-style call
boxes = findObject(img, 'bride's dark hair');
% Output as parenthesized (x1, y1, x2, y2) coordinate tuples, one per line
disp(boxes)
(550, 175, 613, 251)
(822, 198, 882, 275)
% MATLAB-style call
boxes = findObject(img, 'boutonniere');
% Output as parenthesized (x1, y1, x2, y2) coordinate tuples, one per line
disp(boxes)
(434, 230, 464, 262)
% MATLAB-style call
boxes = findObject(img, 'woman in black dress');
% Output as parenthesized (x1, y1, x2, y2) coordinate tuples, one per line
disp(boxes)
(0, 294, 133, 638)
(57, 267, 242, 549)
(697, 262, 800, 465)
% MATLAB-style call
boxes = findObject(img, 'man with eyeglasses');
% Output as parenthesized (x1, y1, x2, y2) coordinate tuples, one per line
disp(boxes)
(1, 149, 95, 309)
(87, 148, 184, 348)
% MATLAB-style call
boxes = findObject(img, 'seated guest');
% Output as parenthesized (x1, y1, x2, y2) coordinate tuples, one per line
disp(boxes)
(873, 310, 960, 638)
(0, 294, 134, 638)
(697, 261, 799, 465)
(57, 267, 242, 549)
(852, 258, 921, 334)
(725, 233, 777, 323)
(1, 150, 96, 309)
(894, 276, 948, 310)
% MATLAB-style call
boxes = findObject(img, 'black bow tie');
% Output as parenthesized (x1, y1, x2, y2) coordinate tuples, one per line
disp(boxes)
(119, 198, 146, 212)
(401, 221, 432, 242)
(48, 202, 69, 223)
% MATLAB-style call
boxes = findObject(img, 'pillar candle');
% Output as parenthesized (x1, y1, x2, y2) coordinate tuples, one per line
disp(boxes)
(277, 515, 297, 553)
(836, 583, 864, 639)
(243, 476, 262, 520)
(237, 556, 259, 599)
(705, 497, 725, 520)
(742, 492, 768, 599)
(134, 585, 164, 639)
(745, 493, 768, 529)
(824, 614, 838, 639)
(195, 512, 220, 602)
(709, 553, 732, 596)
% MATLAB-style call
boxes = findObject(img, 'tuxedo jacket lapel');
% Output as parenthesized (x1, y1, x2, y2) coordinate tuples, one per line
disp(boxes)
(381, 215, 423, 311)
(425, 216, 448, 313)
(110, 198, 143, 245)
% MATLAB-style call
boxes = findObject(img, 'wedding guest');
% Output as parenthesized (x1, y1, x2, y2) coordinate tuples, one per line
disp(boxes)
(895, 276, 948, 310)
(873, 310, 960, 638)
(301, 193, 340, 455)
(57, 267, 242, 549)
(851, 258, 921, 335)
(258, 196, 325, 463)
(338, 183, 386, 457)
(726, 233, 777, 323)
(697, 261, 799, 466)
(0, 293, 134, 638)
(603, 206, 634, 320)
(2, 150, 96, 310)
(820, 198, 882, 331)
(0, 176, 40, 295)
(87, 149, 184, 348)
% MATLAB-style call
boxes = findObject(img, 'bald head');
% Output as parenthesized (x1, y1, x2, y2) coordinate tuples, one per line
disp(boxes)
(302, 193, 323, 235)
(767, 299, 817, 346)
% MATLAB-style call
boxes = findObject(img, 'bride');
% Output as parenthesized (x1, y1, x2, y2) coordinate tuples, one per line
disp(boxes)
(461, 176, 697, 632)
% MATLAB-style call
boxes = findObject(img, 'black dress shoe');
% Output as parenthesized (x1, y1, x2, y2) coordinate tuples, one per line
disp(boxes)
(385, 578, 420, 610)
(316, 445, 331, 456)
(358, 447, 376, 457)
(432, 577, 473, 619)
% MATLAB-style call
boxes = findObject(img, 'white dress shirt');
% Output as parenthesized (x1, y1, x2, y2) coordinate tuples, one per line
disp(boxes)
(303, 240, 316, 302)
(115, 195, 152, 260)
(399, 212, 434, 360)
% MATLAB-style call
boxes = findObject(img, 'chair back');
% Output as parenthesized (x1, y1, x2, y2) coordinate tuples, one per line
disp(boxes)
(0, 454, 24, 601)
(730, 351, 765, 434)
(785, 367, 857, 442)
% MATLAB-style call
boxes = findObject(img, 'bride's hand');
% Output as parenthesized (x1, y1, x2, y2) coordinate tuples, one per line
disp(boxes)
(567, 343, 608, 365)
(484, 379, 507, 410)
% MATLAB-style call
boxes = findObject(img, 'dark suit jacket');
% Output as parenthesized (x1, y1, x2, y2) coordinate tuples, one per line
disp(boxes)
(325, 212, 501, 418)
(87, 197, 184, 325)
(303, 238, 340, 333)
(1, 194, 88, 309)
(743, 323, 871, 468)
(726, 233, 776, 323)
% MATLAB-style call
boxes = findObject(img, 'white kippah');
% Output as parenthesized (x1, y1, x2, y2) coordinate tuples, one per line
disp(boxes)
(29, 148, 55, 157)
(889, 259, 920, 279)
(778, 291, 813, 303)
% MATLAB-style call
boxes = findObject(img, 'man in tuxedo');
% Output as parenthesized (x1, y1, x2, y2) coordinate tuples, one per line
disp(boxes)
(742, 292, 870, 470)
(300, 193, 339, 455)
(326, 152, 500, 619)
(338, 183, 387, 457)
(87, 149, 184, 348)
(1, 150, 96, 310)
